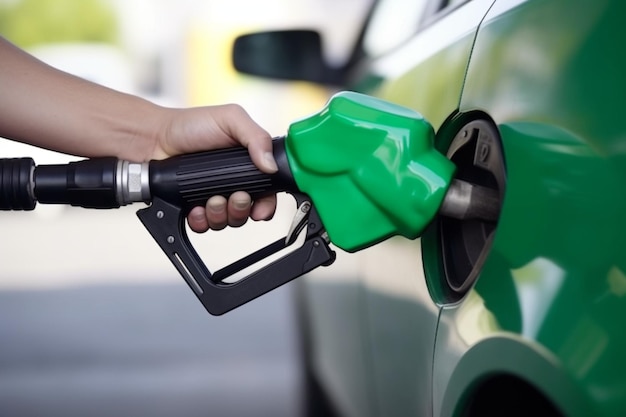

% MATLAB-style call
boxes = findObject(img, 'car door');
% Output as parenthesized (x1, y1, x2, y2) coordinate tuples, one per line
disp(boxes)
(429, 1, 626, 416)
(229, 2, 495, 415)
(349, 1, 496, 416)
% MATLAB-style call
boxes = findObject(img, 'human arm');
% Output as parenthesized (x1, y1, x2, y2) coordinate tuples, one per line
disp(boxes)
(0, 36, 277, 231)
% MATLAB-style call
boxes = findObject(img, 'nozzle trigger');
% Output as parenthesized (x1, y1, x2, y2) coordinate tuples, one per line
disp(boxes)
(286, 199, 312, 245)
(137, 194, 335, 316)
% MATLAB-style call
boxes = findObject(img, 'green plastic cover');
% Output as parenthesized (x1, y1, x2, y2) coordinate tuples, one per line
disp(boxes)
(285, 91, 455, 252)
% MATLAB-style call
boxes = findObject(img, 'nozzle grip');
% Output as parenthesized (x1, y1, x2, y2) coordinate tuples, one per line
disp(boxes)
(149, 136, 294, 213)
(137, 137, 323, 315)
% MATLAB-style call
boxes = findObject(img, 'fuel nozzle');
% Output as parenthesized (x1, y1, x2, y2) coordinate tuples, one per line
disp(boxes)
(439, 179, 500, 222)
(284, 91, 501, 251)
(0, 91, 503, 316)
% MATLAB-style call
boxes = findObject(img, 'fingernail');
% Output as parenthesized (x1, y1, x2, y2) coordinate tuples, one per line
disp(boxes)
(233, 198, 251, 211)
(264, 152, 278, 172)
(207, 199, 225, 213)
(192, 211, 205, 222)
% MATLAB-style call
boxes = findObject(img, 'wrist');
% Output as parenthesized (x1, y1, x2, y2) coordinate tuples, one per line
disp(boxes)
(115, 100, 171, 163)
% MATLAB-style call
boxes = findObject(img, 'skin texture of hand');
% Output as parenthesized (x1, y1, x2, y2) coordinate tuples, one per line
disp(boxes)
(0, 36, 277, 232)
(154, 105, 278, 232)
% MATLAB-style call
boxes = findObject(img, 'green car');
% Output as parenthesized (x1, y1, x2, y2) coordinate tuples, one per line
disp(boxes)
(232, 0, 626, 416)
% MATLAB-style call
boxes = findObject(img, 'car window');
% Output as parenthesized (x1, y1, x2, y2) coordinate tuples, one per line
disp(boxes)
(362, 0, 430, 58)
(361, 0, 472, 58)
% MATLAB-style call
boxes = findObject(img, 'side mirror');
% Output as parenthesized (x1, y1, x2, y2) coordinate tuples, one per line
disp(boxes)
(232, 30, 344, 85)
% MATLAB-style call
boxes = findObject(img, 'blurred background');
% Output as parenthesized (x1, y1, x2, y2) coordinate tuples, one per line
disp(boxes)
(0, 0, 371, 415)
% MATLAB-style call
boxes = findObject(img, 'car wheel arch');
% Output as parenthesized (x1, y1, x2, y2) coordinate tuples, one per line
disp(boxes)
(458, 373, 563, 417)
(436, 335, 593, 417)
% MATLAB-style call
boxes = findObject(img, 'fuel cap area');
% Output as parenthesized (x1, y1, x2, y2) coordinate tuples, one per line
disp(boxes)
(423, 117, 506, 303)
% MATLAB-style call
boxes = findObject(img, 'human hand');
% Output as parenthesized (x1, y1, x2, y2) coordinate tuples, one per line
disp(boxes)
(0, 36, 277, 231)
(153, 104, 278, 232)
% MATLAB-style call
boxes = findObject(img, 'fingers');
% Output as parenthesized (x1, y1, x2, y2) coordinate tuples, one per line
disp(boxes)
(166, 104, 280, 234)
(205, 195, 231, 231)
(226, 191, 252, 228)
(217, 104, 278, 174)
(187, 206, 210, 233)
(187, 191, 278, 233)
(250, 194, 277, 221)
(156, 105, 278, 175)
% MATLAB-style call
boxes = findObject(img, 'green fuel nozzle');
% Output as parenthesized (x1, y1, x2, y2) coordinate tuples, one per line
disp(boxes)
(0, 91, 496, 316)
(285, 91, 456, 252)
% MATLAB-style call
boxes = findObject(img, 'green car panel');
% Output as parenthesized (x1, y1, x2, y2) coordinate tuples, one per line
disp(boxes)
(376, 0, 493, 130)
(433, 0, 626, 416)
(351, 1, 495, 416)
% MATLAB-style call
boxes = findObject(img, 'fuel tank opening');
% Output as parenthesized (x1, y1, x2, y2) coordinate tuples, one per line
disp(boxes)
(426, 117, 506, 302)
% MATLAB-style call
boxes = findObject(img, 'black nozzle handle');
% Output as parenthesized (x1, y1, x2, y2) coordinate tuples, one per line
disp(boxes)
(0, 158, 36, 210)
(440, 179, 500, 222)
(148, 136, 295, 213)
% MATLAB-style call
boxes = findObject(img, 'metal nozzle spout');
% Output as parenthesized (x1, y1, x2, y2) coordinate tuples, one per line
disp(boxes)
(439, 179, 501, 222)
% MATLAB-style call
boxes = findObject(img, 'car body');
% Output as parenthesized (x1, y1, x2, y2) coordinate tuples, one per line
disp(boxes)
(232, 1, 626, 416)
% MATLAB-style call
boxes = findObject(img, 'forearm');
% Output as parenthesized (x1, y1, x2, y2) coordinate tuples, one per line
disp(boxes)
(0, 37, 164, 162)
(0, 38, 277, 231)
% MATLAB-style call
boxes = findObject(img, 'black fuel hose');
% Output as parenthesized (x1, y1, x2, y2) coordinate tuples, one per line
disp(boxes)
(0, 136, 295, 212)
